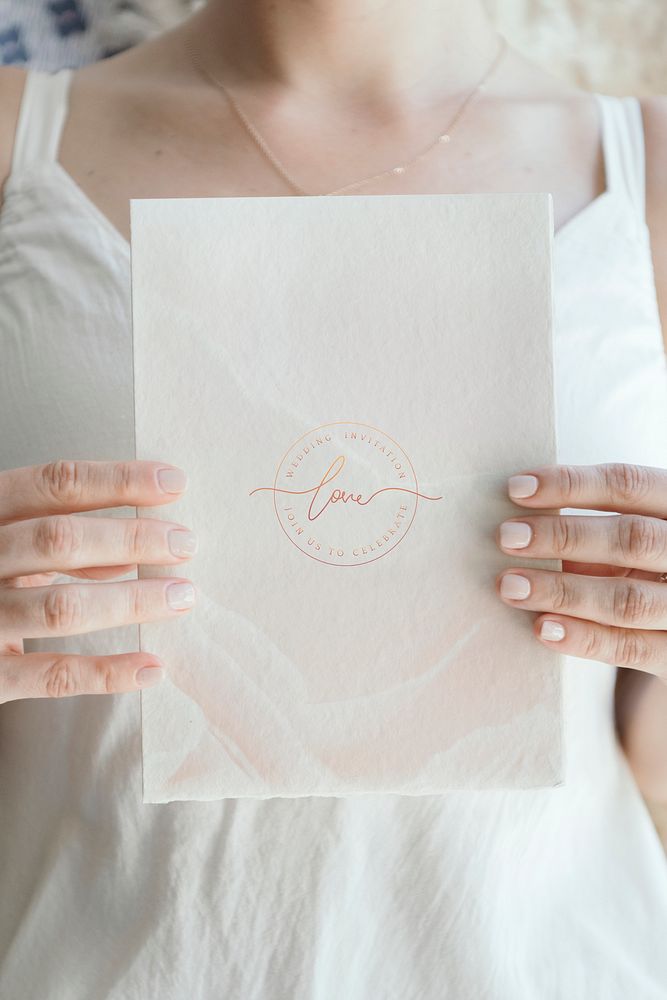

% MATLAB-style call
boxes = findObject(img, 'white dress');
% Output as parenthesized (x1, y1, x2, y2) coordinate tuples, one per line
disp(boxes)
(1, 70, 666, 1000)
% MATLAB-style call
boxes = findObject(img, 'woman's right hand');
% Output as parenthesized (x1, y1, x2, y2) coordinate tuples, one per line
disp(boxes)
(0, 459, 197, 704)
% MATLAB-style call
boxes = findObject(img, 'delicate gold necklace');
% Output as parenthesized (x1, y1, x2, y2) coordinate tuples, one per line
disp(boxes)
(184, 29, 507, 197)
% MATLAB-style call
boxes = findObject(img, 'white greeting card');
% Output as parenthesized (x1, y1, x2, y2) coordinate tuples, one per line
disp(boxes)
(131, 193, 563, 803)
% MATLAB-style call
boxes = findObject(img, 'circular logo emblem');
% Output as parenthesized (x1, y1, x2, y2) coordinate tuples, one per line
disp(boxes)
(250, 421, 442, 567)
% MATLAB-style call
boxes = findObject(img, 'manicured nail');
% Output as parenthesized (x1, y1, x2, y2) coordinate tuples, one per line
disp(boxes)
(500, 521, 532, 549)
(508, 475, 538, 499)
(157, 467, 188, 493)
(167, 582, 196, 609)
(168, 529, 198, 557)
(500, 574, 531, 600)
(136, 665, 165, 687)
(540, 620, 566, 641)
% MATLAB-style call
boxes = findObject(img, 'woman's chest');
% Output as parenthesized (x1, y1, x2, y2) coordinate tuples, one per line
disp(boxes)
(57, 80, 604, 246)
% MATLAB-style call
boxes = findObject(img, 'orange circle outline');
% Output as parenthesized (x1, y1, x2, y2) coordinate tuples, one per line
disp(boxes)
(271, 420, 420, 567)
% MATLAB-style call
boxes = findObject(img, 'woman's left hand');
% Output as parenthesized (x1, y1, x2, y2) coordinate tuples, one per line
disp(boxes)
(495, 461, 667, 683)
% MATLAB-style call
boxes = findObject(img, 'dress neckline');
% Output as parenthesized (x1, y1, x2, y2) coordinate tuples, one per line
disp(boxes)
(20, 154, 617, 263)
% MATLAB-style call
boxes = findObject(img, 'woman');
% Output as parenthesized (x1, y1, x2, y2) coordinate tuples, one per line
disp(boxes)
(1, 1, 666, 996)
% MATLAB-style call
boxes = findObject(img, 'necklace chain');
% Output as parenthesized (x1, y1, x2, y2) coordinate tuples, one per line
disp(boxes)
(184, 30, 508, 197)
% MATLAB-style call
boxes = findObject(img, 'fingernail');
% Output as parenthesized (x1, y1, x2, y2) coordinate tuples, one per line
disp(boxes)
(167, 582, 196, 610)
(157, 468, 188, 494)
(500, 521, 532, 548)
(168, 529, 198, 557)
(540, 620, 566, 641)
(500, 574, 531, 600)
(508, 475, 539, 499)
(136, 665, 165, 687)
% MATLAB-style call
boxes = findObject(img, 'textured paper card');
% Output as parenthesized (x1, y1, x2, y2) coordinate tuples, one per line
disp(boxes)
(131, 193, 563, 804)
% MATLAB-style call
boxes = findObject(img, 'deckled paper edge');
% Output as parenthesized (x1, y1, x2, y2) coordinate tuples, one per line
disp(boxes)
(545, 192, 567, 792)
(129, 200, 147, 806)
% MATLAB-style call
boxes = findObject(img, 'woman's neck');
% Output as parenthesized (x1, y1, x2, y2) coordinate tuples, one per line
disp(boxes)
(195, 0, 500, 109)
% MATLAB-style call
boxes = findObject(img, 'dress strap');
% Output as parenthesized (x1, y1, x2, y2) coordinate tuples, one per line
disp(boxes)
(594, 93, 646, 222)
(11, 68, 74, 173)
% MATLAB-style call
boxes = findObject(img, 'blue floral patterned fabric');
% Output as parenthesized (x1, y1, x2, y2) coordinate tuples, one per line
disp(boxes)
(0, 0, 122, 69)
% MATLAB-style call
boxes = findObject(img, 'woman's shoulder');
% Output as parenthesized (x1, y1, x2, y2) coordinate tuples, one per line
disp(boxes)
(639, 94, 667, 192)
(640, 95, 667, 213)
(639, 94, 667, 131)
(0, 66, 28, 210)
(639, 96, 667, 349)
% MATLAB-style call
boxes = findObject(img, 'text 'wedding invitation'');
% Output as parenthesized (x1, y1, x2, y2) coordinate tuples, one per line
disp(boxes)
(131, 193, 563, 804)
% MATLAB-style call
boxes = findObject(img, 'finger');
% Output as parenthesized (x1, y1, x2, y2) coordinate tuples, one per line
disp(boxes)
(496, 568, 667, 630)
(0, 650, 166, 704)
(532, 614, 667, 682)
(497, 513, 667, 574)
(4, 566, 136, 588)
(5, 572, 60, 588)
(0, 577, 196, 639)
(0, 514, 197, 578)
(69, 564, 137, 580)
(0, 459, 187, 525)
(506, 463, 667, 517)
